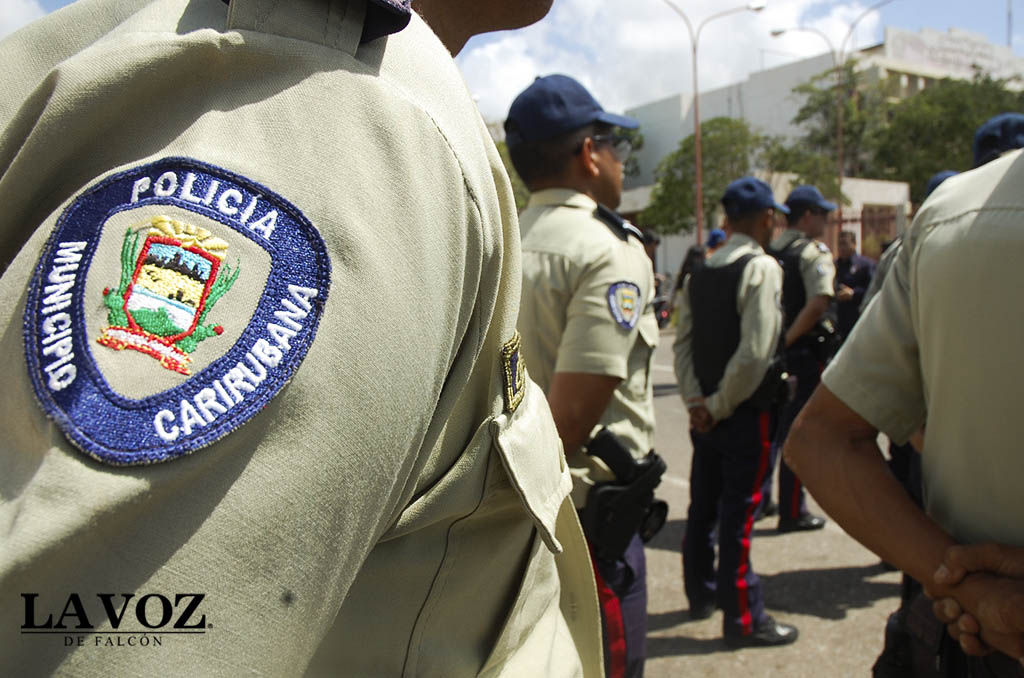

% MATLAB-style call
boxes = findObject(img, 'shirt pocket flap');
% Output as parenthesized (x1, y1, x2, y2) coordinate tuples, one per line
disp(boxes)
(491, 379, 572, 554)
(637, 311, 660, 349)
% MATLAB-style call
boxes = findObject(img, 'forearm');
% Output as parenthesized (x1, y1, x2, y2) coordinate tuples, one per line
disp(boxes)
(547, 372, 619, 459)
(784, 387, 956, 595)
(706, 356, 770, 422)
(549, 399, 604, 458)
(672, 287, 703, 407)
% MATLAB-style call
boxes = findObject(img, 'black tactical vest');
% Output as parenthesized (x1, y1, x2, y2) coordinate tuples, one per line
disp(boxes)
(688, 254, 754, 397)
(768, 236, 808, 329)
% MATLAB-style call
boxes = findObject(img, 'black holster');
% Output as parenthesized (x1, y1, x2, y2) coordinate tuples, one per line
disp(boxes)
(579, 429, 669, 561)
(747, 359, 791, 411)
(802, 318, 841, 364)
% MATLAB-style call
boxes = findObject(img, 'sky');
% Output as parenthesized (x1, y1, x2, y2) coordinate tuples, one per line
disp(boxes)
(7, 0, 1024, 123)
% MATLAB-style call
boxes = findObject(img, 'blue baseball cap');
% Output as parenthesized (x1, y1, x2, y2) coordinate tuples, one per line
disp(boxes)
(706, 229, 727, 248)
(973, 113, 1024, 167)
(505, 74, 638, 146)
(785, 184, 837, 212)
(924, 170, 958, 199)
(721, 177, 789, 218)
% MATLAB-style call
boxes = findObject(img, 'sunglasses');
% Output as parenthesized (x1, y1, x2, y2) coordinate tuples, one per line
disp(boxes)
(578, 134, 633, 163)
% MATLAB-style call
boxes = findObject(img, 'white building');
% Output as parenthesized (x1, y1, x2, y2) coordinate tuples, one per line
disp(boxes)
(625, 26, 1024, 188)
(622, 26, 1022, 273)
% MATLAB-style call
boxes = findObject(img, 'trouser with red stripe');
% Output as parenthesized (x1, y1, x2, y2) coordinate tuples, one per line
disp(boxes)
(683, 403, 774, 637)
(591, 534, 647, 678)
(765, 350, 821, 521)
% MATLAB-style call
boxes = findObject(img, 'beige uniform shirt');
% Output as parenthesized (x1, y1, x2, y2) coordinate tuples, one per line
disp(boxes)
(823, 149, 1024, 546)
(860, 237, 901, 312)
(673, 233, 783, 422)
(517, 190, 658, 498)
(770, 228, 836, 301)
(0, 1, 601, 676)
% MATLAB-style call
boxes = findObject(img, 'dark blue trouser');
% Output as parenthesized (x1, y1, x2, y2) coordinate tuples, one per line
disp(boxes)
(593, 533, 647, 678)
(683, 404, 774, 637)
(765, 350, 820, 521)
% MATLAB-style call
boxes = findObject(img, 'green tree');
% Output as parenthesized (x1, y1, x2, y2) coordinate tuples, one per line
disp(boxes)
(791, 59, 887, 181)
(867, 73, 1024, 203)
(642, 117, 760, 234)
(758, 135, 843, 203)
(621, 127, 645, 180)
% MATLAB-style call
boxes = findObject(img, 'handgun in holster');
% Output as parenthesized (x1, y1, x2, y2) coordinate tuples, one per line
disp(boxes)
(579, 428, 669, 561)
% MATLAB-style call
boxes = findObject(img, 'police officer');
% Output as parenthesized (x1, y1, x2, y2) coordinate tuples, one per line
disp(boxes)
(868, 169, 955, 678)
(675, 176, 798, 648)
(858, 116, 1024, 678)
(785, 146, 1024, 677)
(765, 184, 836, 532)
(834, 230, 875, 341)
(0, 2, 604, 677)
(506, 74, 660, 678)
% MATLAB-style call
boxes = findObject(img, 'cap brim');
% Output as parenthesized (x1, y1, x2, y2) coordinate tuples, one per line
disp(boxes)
(820, 200, 838, 212)
(596, 111, 639, 130)
(773, 201, 791, 215)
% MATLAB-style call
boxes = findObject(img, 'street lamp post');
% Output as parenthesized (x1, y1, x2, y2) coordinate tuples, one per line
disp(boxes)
(771, 0, 897, 229)
(659, 0, 767, 246)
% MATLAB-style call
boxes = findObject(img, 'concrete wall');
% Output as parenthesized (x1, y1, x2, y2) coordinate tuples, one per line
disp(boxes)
(624, 53, 834, 188)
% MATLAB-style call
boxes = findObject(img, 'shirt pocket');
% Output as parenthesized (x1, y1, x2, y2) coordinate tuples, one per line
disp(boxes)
(479, 379, 594, 678)
(490, 378, 572, 553)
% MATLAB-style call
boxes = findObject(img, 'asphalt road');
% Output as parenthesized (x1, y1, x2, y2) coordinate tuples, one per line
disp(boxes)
(642, 327, 901, 677)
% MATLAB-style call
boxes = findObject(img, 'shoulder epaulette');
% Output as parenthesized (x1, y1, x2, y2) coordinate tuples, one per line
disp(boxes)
(594, 204, 643, 241)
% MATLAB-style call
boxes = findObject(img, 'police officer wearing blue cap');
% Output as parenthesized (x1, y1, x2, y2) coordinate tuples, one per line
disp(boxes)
(508, 74, 665, 678)
(763, 184, 836, 532)
(973, 112, 1024, 168)
(675, 176, 799, 648)
(706, 228, 728, 250)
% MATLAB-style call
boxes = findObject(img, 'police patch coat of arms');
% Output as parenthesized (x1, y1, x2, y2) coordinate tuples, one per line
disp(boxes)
(97, 216, 240, 375)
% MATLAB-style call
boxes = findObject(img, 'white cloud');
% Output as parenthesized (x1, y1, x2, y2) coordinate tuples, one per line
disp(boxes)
(0, 0, 46, 40)
(457, 0, 885, 123)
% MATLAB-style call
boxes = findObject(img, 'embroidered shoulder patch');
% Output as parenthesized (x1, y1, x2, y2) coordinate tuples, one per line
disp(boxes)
(501, 331, 526, 413)
(23, 157, 331, 465)
(607, 281, 641, 330)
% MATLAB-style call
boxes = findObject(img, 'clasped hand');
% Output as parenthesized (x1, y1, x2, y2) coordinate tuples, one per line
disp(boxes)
(929, 543, 1024, 664)
(688, 405, 714, 434)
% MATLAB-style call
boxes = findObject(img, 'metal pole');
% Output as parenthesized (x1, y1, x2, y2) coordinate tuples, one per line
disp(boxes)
(835, 61, 844, 230)
(835, 0, 896, 229)
(692, 40, 704, 245)
(659, 0, 765, 244)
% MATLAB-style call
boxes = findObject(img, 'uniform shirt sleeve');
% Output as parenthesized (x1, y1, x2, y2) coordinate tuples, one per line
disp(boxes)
(801, 241, 836, 298)
(705, 256, 783, 422)
(555, 243, 640, 379)
(672, 274, 704, 407)
(822, 236, 925, 443)
(860, 241, 900, 312)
